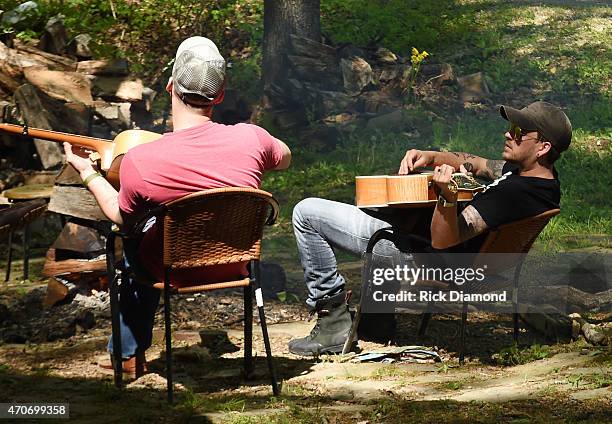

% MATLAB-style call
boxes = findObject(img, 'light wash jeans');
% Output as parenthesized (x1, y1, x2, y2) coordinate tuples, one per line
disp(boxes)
(292, 198, 421, 309)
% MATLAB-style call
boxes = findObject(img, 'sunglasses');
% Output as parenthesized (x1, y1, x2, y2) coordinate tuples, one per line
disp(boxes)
(509, 124, 537, 141)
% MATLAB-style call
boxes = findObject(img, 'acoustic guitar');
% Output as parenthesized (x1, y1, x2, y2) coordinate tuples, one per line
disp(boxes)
(355, 172, 485, 208)
(0, 123, 162, 189)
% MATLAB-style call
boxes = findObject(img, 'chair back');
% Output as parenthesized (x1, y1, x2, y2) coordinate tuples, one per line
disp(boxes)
(161, 187, 279, 269)
(473, 208, 560, 273)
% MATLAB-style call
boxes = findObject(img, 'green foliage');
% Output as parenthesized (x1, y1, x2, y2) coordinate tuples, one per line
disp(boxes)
(321, 0, 474, 55)
(496, 344, 550, 366)
(1, 0, 263, 81)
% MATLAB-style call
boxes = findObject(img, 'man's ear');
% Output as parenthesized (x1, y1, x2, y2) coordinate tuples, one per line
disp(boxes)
(211, 82, 226, 105)
(166, 78, 173, 94)
(538, 141, 552, 158)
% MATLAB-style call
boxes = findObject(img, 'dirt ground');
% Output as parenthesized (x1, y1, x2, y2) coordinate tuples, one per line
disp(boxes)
(0, 255, 610, 423)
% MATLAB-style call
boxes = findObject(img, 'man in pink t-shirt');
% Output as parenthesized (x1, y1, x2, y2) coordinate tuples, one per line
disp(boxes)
(64, 36, 291, 374)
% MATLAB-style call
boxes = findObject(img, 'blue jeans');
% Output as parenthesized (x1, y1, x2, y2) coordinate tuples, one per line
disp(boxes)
(293, 198, 419, 309)
(107, 254, 160, 359)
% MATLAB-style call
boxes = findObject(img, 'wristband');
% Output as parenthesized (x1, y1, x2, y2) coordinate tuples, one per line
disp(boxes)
(82, 172, 102, 187)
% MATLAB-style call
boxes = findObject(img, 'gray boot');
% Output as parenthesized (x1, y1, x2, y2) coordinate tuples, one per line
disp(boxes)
(288, 291, 355, 357)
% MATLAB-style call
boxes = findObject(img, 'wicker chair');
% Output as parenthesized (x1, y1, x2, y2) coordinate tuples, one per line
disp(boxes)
(343, 208, 560, 364)
(1, 198, 48, 282)
(105, 187, 280, 402)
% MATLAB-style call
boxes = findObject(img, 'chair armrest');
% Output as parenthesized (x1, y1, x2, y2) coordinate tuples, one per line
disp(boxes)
(366, 227, 433, 254)
(115, 204, 168, 241)
(265, 197, 280, 226)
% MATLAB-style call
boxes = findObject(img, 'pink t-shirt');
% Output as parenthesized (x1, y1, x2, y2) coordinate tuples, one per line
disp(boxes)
(118, 121, 284, 286)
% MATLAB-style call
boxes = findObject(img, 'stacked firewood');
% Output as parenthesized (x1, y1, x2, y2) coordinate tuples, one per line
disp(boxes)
(0, 16, 155, 170)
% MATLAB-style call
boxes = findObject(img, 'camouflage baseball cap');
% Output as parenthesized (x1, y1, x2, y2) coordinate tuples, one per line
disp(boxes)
(500, 101, 572, 152)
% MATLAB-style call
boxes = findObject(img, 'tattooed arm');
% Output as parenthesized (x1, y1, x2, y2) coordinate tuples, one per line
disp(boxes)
(431, 204, 489, 249)
(399, 150, 505, 181)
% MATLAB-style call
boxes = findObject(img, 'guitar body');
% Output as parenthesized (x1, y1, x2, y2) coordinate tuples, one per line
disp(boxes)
(356, 173, 483, 208)
(105, 130, 163, 189)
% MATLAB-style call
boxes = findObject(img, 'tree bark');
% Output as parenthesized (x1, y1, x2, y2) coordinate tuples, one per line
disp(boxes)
(262, 0, 321, 105)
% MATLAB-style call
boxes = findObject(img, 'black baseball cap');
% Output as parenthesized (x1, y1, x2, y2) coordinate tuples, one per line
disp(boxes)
(500, 101, 572, 152)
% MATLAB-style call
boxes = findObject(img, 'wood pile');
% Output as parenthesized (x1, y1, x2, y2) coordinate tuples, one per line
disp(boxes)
(0, 16, 153, 171)
(262, 35, 492, 146)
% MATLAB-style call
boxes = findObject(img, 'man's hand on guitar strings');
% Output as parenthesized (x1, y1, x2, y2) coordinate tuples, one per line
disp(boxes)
(399, 149, 435, 174)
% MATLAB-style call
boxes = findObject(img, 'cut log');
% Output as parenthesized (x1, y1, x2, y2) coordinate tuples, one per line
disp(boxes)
(43, 277, 71, 308)
(287, 54, 342, 86)
(76, 59, 129, 76)
(23, 67, 93, 104)
(43, 247, 107, 277)
(92, 76, 143, 102)
(47, 185, 106, 221)
(52, 222, 105, 260)
(12, 40, 76, 70)
(13, 84, 64, 169)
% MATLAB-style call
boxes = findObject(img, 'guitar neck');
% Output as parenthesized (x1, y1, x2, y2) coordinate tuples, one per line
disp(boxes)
(0, 123, 112, 154)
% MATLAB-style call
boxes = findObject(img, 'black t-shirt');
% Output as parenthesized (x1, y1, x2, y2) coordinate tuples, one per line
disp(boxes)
(468, 162, 560, 229)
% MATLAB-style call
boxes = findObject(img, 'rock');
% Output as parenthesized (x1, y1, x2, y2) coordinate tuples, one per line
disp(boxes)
(198, 329, 240, 355)
(374, 47, 398, 64)
(318, 90, 355, 116)
(38, 15, 68, 55)
(419, 63, 455, 88)
(341, 57, 373, 95)
(457, 72, 490, 103)
(366, 109, 411, 132)
(92, 100, 131, 131)
(1, 1, 38, 28)
(23, 67, 93, 104)
(379, 65, 399, 82)
(127, 373, 186, 392)
(66, 33, 92, 59)
(173, 344, 211, 362)
(357, 90, 402, 114)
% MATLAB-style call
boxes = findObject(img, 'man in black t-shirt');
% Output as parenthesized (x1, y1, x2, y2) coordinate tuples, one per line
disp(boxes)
(288, 101, 572, 357)
(406, 101, 571, 249)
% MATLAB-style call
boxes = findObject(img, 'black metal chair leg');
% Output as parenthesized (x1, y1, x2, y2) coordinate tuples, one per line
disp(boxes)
(459, 301, 468, 365)
(106, 233, 123, 388)
(244, 285, 254, 378)
(5, 230, 13, 282)
(343, 302, 361, 354)
(22, 224, 30, 281)
(164, 269, 173, 404)
(252, 261, 279, 396)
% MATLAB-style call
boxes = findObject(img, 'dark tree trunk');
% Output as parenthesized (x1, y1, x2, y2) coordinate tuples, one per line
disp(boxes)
(262, 0, 320, 106)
